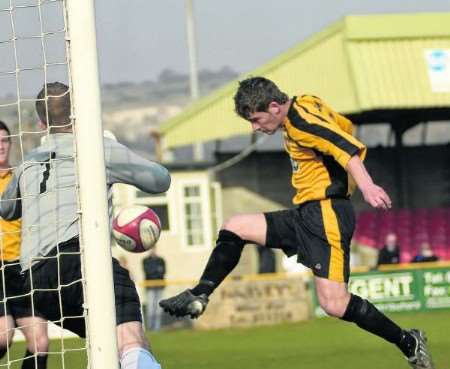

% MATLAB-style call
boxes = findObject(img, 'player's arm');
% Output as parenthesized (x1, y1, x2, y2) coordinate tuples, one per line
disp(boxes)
(104, 138, 171, 194)
(346, 156, 391, 209)
(0, 173, 22, 220)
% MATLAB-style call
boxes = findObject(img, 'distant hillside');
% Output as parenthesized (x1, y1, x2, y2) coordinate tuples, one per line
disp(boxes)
(101, 66, 239, 157)
(0, 66, 239, 163)
(101, 66, 238, 111)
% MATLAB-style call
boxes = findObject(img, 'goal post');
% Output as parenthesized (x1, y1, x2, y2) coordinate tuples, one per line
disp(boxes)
(65, 0, 119, 368)
(0, 0, 119, 367)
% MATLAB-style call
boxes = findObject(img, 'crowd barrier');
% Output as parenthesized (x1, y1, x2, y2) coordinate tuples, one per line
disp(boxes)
(142, 262, 450, 329)
(141, 272, 312, 330)
(312, 262, 450, 316)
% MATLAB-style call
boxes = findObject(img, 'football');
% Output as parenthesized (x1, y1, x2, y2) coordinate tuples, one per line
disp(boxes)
(112, 205, 161, 253)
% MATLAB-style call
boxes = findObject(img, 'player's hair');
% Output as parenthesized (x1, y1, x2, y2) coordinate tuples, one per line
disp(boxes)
(35, 82, 71, 129)
(0, 120, 11, 142)
(234, 76, 289, 120)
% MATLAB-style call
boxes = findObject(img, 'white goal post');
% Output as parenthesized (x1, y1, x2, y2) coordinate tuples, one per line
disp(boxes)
(0, 0, 119, 368)
(66, 0, 119, 368)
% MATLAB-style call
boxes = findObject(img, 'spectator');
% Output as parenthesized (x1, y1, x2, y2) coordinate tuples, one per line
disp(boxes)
(142, 248, 166, 331)
(257, 247, 276, 274)
(377, 233, 400, 266)
(411, 242, 439, 263)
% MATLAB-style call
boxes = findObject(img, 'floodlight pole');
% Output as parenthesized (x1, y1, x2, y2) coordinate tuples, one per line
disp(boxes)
(185, 0, 204, 160)
(186, 0, 199, 101)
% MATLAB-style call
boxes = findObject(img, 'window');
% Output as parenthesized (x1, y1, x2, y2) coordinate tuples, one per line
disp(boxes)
(134, 190, 170, 231)
(182, 185, 205, 246)
(178, 179, 215, 250)
(148, 204, 169, 231)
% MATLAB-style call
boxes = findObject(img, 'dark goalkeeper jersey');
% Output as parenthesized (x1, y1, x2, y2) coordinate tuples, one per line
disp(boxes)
(283, 95, 367, 205)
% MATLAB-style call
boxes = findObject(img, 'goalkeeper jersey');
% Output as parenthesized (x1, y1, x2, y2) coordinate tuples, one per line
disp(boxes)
(0, 171, 21, 261)
(0, 133, 171, 270)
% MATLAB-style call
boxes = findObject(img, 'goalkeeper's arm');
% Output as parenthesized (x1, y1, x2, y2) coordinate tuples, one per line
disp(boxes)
(104, 137, 171, 194)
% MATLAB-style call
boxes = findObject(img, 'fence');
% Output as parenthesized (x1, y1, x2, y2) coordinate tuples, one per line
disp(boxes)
(312, 262, 450, 316)
(141, 272, 312, 330)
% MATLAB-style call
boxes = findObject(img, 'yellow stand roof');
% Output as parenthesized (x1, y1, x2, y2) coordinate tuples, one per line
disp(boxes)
(160, 13, 450, 149)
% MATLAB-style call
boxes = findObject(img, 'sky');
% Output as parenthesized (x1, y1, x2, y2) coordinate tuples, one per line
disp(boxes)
(0, 0, 449, 99)
(94, 0, 450, 85)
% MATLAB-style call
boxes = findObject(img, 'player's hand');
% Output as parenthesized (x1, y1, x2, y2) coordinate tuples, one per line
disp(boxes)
(361, 183, 392, 209)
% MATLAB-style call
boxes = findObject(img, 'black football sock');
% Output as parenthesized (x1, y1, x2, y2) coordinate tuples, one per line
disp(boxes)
(397, 331, 418, 358)
(21, 350, 48, 369)
(341, 294, 416, 357)
(0, 347, 7, 359)
(191, 230, 245, 297)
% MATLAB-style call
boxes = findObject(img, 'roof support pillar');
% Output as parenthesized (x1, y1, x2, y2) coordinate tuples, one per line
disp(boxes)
(391, 121, 419, 209)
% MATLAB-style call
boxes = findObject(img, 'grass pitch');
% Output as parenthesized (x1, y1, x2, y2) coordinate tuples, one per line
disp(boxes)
(1, 310, 449, 368)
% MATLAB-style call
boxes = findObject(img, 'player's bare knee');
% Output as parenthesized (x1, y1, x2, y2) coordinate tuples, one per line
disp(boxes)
(319, 297, 348, 318)
(320, 302, 342, 317)
(21, 331, 48, 353)
(0, 317, 15, 347)
(317, 290, 349, 317)
(0, 331, 14, 350)
(221, 215, 251, 239)
(222, 214, 254, 239)
(28, 335, 49, 353)
(117, 321, 148, 355)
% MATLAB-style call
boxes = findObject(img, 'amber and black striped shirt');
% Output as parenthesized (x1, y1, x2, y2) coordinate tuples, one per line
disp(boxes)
(283, 95, 366, 205)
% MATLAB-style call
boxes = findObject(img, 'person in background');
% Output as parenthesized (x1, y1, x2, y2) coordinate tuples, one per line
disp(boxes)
(377, 232, 400, 266)
(257, 247, 276, 274)
(411, 242, 439, 263)
(143, 248, 166, 331)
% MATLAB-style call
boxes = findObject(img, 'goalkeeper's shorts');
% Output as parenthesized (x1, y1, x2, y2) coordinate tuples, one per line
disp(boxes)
(0, 260, 33, 319)
(25, 237, 142, 338)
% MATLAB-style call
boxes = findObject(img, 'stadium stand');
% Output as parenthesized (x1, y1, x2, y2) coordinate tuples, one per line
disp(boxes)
(354, 208, 450, 262)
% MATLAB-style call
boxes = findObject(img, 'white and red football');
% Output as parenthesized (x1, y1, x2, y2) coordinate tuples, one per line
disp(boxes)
(112, 205, 161, 253)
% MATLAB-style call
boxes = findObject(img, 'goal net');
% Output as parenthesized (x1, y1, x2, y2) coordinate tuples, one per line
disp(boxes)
(0, 1, 118, 368)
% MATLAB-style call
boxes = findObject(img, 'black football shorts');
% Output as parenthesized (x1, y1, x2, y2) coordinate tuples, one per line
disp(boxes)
(25, 237, 142, 338)
(0, 261, 33, 319)
(264, 198, 355, 283)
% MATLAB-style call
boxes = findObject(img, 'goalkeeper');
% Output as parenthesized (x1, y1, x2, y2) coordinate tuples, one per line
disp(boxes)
(0, 83, 170, 369)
